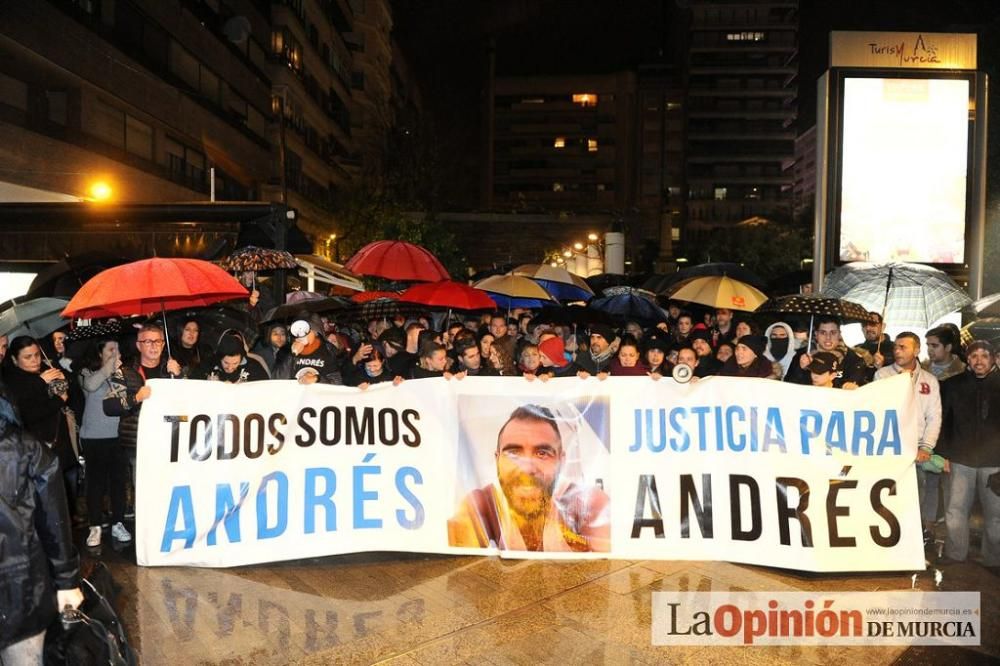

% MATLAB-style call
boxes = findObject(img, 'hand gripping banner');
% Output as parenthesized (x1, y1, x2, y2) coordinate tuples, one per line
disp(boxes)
(135, 374, 923, 571)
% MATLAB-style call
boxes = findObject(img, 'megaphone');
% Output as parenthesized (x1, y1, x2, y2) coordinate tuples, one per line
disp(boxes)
(672, 363, 693, 383)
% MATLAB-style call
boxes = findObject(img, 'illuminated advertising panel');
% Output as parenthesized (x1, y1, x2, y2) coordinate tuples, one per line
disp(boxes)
(838, 77, 969, 264)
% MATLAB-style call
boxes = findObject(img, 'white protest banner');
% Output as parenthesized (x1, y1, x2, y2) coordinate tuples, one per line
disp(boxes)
(135, 374, 922, 572)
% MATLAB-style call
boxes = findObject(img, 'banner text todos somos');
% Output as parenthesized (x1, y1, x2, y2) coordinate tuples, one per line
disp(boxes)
(135, 374, 923, 571)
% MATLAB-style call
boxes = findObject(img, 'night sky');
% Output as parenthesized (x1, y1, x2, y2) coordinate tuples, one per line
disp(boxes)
(391, 0, 1000, 206)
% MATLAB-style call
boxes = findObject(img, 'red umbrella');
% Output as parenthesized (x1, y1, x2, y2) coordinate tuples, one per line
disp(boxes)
(345, 241, 449, 282)
(350, 290, 399, 303)
(62, 258, 248, 319)
(399, 281, 496, 311)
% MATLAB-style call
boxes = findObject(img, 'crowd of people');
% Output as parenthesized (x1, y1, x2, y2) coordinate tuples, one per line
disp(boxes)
(2, 294, 1000, 662)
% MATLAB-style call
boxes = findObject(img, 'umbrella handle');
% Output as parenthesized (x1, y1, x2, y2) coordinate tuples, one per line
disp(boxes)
(160, 301, 175, 378)
(807, 315, 813, 355)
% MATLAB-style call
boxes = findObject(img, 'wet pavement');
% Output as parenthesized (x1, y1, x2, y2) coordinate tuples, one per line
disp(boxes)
(77, 523, 1000, 665)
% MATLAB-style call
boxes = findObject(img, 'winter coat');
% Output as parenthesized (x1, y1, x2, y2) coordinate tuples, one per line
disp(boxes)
(0, 397, 80, 649)
(2, 364, 75, 470)
(784, 344, 869, 388)
(103, 360, 172, 449)
(718, 356, 780, 379)
(937, 369, 1000, 468)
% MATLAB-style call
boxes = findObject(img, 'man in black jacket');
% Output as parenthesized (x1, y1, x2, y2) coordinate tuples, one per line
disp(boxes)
(273, 314, 343, 384)
(783, 317, 868, 389)
(938, 340, 1000, 566)
(0, 394, 82, 662)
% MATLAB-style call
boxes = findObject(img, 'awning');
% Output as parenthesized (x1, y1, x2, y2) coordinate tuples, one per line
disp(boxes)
(294, 254, 364, 292)
(0, 181, 80, 202)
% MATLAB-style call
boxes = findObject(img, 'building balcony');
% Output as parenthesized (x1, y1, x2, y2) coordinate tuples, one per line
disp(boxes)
(689, 66, 797, 76)
(687, 154, 792, 164)
(687, 109, 796, 120)
(687, 88, 796, 98)
(688, 131, 796, 141)
(687, 175, 794, 186)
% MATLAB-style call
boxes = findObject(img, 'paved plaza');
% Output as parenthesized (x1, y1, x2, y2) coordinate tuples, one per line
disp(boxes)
(85, 539, 1000, 665)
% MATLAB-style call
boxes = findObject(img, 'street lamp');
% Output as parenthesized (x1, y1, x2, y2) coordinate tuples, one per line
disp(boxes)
(87, 181, 113, 202)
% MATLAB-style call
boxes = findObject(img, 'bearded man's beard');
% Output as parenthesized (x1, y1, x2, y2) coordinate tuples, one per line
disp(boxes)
(499, 469, 555, 519)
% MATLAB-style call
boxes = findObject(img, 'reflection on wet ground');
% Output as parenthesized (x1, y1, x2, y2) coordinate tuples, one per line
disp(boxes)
(82, 533, 1000, 665)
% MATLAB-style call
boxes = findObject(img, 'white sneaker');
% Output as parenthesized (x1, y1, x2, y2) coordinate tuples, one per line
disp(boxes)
(111, 522, 132, 543)
(86, 526, 102, 547)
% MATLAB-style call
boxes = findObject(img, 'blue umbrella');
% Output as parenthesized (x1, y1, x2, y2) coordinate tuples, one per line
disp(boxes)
(588, 287, 669, 326)
(532, 279, 592, 301)
(485, 294, 553, 310)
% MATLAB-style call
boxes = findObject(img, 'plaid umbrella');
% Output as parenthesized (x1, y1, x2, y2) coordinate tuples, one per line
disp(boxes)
(820, 262, 971, 327)
(221, 246, 298, 272)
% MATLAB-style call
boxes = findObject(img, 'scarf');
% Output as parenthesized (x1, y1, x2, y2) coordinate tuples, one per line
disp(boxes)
(589, 337, 619, 366)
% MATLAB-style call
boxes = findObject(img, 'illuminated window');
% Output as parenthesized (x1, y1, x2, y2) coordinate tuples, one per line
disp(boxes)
(552, 182, 564, 192)
(671, 227, 681, 241)
(587, 138, 598, 152)
(553, 137, 566, 148)
(572, 93, 598, 107)
(596, 183, 605, 191)
(714, 187, 727, 200)
(726, 32, 766, 42)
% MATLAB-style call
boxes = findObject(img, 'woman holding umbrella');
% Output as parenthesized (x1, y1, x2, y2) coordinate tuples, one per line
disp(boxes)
(2, 336, 79, 514)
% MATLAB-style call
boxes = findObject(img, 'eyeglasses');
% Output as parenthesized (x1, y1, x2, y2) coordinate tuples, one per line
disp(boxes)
(138, 339, 165, 347)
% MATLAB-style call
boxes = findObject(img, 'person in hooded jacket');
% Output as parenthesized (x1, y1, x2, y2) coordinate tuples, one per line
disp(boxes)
(0, 391, 83, 664)
(764, 322, 797, 379)
(254, 323, 288, 375)
(274, 314, 343, 384)
(196, 334, 269, 383)
(536, 336, 580, 378)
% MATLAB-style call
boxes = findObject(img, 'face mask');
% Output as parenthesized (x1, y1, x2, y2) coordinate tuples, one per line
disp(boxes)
(769, 337, 789, 358)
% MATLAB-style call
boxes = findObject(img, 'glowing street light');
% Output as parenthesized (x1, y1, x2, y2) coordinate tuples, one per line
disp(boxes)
(573, 242, 584, 250)
(587, 233, 599, 241)
(88, 181, 113, 202)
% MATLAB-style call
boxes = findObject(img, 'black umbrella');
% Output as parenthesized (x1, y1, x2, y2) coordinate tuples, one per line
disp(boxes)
(65, 319, 125, 343)
(756, 295, 872, 353)
(652, 262, 767, 295)
(261, 297, 352, 324)
(961, 318, 1000, 349)
(589, 287, 670, 326)
(26, 251, 129, 299)
(584, 273, 632, 295)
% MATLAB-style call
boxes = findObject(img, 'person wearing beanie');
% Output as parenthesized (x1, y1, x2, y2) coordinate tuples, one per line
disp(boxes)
(538, 336, 580, 378)
(937, 338, 1000, 567)
(197, 334, 268, 383)
(644, 336, 673, 376)
(718, 334, 781, 379)
(577, 324, 619, 375)
(688, 328, 721, 378)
